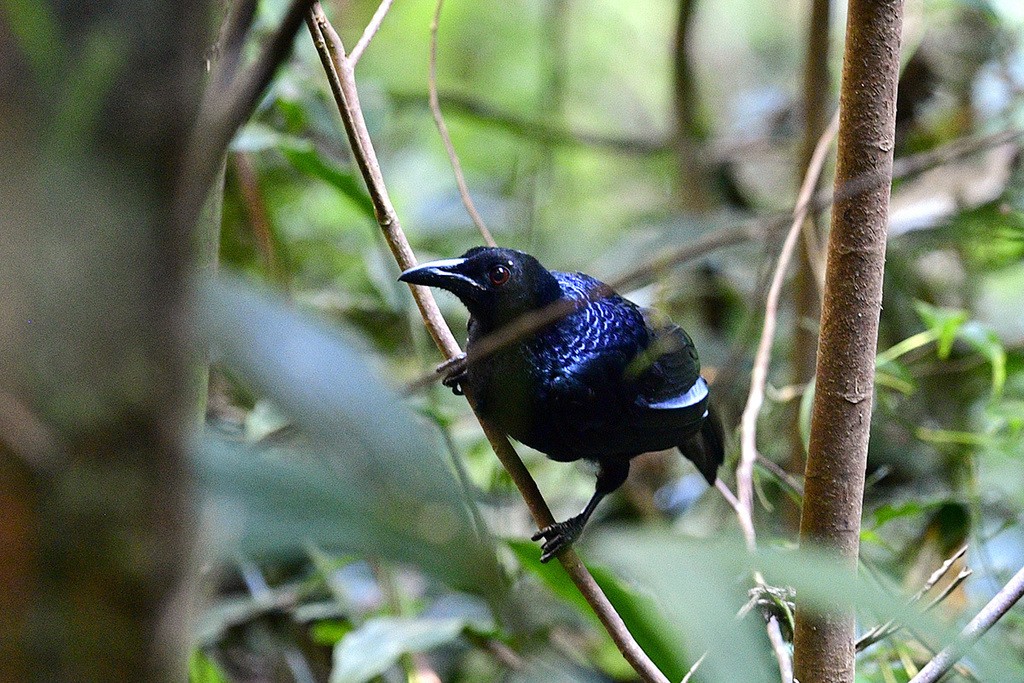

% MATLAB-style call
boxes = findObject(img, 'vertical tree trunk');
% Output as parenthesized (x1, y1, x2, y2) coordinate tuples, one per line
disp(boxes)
(672, 0, 715, 212)
(0, 2, 209, 679)
(787, 0, 832, 527)
(793, 1, 904, 681)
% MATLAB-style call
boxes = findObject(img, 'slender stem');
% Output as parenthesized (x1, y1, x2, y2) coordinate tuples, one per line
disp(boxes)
(909, 565, 1024, 683)
(735, 111, 839, 551)
(304, 6, 667, 681)
(767, 616, 794, 683)
(348, 0, 394, 65)
(680, 652, 707, 683)
(429, 0, 497, 246)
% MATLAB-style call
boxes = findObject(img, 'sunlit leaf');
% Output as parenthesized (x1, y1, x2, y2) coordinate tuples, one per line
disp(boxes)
(957, 321, 1007, 395)
(189, 649, 229, 683)
(914, 301, 967, 359)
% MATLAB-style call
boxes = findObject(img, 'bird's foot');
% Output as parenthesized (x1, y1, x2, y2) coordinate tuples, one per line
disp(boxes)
(436, 353, 468, 396)
(532, 514, 587, 563)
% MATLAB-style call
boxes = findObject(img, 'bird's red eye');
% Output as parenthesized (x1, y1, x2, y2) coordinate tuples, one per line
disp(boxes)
(489, 264, 511, 286)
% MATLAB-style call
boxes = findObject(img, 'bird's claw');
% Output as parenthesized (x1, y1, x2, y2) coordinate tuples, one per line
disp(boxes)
(531, 515, 586, 563)
(436, 353, 468, 396)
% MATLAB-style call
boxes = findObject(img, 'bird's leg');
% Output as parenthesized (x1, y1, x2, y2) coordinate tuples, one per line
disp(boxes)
(436, 353, 468, 395)
(532, 459, 630, 562)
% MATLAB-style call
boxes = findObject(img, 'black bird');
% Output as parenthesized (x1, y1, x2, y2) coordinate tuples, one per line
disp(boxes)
(400, 247, 724, 561)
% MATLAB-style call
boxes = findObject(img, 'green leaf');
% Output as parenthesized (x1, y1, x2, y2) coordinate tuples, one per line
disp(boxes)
(310, 620, 354, 646)
(196, 277, 505, 597)
(231, 124, 376, 220)
(189, 649, 229, 683)
(870, 500, 938, 530)
(330, 616, 466, 683)
(957, 321, 1007, 395)
(914, 301, 968, 359)
(507, 539, 689, 680)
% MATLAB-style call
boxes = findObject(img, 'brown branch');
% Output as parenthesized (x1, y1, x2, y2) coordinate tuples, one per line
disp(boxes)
(428, 0, 497, 246)
(735, 111, 839, 551)
(233, 153, 288, 289)
(672, 0, 715, 211)
(910, 564, 1024, 683)
(304, 6, 667, 681)
(793, 0, 905, 679)
(390, 90, 670, 154)
(180, 0, 314, 233)
(348, 0, 394, 65)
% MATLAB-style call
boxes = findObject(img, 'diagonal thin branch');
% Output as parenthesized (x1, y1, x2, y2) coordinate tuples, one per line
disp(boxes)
(856, 545, 971, 652)
(734, 110, 840, 552)
(910, 564, 1024, 683)
(348, 0, 394, 65)
(180, 0, 314, 232)
(304, 5, 666, 682)
(680, 652, 707, 683)
(429, 0, 497, 246)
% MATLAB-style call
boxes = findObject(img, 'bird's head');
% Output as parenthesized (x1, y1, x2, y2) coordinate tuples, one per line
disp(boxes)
(399, 247, 561, 328)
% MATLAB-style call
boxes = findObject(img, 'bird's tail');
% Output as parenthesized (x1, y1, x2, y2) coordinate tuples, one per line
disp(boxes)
(679, 403, 726, 486)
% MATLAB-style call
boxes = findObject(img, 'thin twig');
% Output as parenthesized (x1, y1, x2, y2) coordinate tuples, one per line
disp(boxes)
(719, 111, 839, 683)
(304, 6, 667, 682)
(767, 616, 794, 683)
(428, 0, 497, 246)
(233, 153, 288, 289)
(756, 454, 804, 498)
(856, 546, 970, 652)
(391, 89, 670, 154)
(680, 652, 707, 683)
(910, 564, 1024, 683)
(735, 111, 840, 552)
(348, 0, 394, 65)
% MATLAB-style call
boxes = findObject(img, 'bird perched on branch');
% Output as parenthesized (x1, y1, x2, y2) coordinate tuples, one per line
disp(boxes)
(400, 247, 724, 561)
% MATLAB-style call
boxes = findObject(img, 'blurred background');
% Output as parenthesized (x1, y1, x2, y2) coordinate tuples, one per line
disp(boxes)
(2, 0, 1024, 680)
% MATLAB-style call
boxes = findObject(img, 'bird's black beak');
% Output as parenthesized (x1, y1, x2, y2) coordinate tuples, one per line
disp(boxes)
(398, 258, 484, 297)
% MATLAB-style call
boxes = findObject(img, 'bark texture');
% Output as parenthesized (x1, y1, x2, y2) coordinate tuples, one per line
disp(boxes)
(793, 1, 904, 681)
(0, 2, 209, 680)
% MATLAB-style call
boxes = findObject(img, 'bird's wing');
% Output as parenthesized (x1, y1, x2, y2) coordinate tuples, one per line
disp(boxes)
(634, 309, 705, 410)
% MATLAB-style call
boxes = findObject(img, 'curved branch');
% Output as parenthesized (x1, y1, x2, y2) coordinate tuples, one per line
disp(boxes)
(735, 111, 839, 551)
(429, 0, 496, 246)
(304, 5, 666, 681)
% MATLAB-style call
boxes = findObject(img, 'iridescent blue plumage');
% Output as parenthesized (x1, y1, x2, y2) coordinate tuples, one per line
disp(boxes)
(399, 247, 725, 561)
